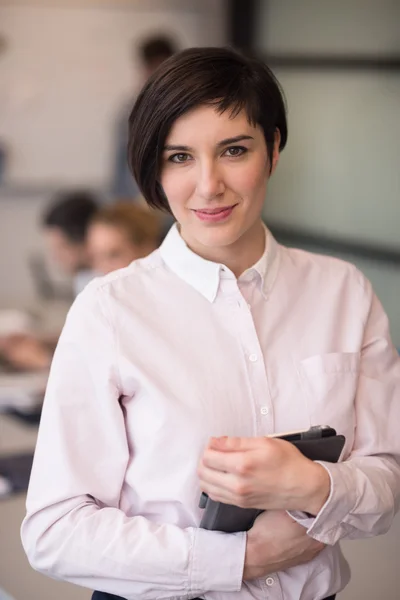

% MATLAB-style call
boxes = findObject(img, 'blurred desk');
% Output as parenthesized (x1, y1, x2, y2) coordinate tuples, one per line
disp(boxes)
(0, 413, 90, 600)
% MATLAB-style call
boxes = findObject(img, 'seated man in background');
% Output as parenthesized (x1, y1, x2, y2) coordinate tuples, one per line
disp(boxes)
(0, 190, 99, 371)
(87, 202, 161, 275)
(42, 189, 99, 296)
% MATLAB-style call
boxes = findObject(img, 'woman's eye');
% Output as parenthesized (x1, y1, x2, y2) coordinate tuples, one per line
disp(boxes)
(225, 146, 247, 157)
(169, 153, 190, 163)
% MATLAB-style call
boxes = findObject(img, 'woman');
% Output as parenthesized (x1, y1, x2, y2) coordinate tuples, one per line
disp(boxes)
(87, 202, 162, 275)
(21, 48, 400, 600)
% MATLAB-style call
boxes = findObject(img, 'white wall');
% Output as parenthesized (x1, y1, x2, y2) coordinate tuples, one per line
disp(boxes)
(0, 0, 227, 186)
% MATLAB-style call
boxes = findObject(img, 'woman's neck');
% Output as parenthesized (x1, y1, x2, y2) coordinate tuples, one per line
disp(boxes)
(181, 220, 266, 278)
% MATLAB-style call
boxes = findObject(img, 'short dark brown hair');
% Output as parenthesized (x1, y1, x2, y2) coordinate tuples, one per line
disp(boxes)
(128, 46, 287, 213)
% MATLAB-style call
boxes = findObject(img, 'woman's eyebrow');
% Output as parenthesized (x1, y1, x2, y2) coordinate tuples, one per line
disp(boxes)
(163, 144, 192, 152)
(216, 135, 254, 147)
(164, 135, 254, 152)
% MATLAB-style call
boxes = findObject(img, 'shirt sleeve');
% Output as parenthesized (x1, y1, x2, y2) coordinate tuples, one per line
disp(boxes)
(20, 282, 246, 600)
(290, 271, 400, 545)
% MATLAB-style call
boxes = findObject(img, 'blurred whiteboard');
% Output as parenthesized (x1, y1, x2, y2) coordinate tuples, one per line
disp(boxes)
(0, 3, 225, 186)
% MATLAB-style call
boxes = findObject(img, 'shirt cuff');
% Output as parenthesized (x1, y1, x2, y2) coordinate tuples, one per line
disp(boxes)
(288, 460, 358, 545)
(189, 528, 246, 595)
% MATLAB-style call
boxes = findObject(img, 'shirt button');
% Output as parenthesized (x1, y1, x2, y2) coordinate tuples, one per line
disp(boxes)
(260, 406, 269, 415)
(265, 577, 275, 586)
(249, 353, 258, 362)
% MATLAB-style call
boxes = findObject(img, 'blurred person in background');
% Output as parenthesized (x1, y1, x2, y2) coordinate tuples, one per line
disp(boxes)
(42, 189, 99, 296)
(0, 190, 99, 371)
(111, 34, 177, 199)
(87, 202, 161, 275)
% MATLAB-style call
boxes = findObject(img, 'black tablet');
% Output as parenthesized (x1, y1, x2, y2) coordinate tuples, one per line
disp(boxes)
(199, 426, 345, 533)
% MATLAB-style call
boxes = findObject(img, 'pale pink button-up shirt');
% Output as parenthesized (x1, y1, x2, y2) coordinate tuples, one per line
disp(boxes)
(21, 225, 400, 600)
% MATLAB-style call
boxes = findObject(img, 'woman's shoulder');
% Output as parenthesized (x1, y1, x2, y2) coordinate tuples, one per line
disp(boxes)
(280, 244, 368, 293)
(86, 251, 163, 292)
(74, 251, 164, 311)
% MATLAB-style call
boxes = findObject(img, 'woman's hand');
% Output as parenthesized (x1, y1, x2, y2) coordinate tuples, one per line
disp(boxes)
(243, 510, 325, 580)
(198, 436, 331, 515)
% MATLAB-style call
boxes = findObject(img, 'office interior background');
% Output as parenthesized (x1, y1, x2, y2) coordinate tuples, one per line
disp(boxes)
(0, 1, 399, 599)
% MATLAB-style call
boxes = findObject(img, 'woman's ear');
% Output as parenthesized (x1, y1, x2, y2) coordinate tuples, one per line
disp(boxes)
(270, 129, 281, 175)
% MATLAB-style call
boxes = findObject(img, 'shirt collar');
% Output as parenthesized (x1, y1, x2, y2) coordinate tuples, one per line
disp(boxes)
(159, 223, 279, 302)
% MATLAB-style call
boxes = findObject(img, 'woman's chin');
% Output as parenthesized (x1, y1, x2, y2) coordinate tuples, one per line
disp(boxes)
(185, 222, 246, 250)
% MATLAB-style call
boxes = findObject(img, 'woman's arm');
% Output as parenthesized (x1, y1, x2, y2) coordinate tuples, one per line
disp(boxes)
(303, 276, 400, 544)
(199, 273, 400, 546)
(21, 283, 245, 600)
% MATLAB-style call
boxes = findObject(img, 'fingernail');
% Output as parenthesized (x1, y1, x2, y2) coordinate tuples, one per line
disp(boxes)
(211, 436, 227, 445)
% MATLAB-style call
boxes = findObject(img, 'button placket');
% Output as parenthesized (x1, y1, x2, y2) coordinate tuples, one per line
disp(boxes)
(218, 276, 274, 436)
(237, 315, 273, 435)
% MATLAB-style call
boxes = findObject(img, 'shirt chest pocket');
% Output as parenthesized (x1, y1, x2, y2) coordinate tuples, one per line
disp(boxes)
(298, 352, 360, 458)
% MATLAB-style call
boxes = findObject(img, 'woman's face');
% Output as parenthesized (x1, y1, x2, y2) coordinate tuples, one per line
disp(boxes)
(87, 223, 148, 275)
(160, 105, 279, 256)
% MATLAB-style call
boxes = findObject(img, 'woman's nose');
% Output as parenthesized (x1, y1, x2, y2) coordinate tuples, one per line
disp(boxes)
(196, 162, 225, 201)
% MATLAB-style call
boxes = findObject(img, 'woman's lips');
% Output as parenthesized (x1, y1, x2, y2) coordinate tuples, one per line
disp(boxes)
(193, 205, 237, 223)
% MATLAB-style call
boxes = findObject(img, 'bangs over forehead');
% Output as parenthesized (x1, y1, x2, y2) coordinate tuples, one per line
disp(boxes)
(208, 96, 263, 131)
(128, 47, 287, 213)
